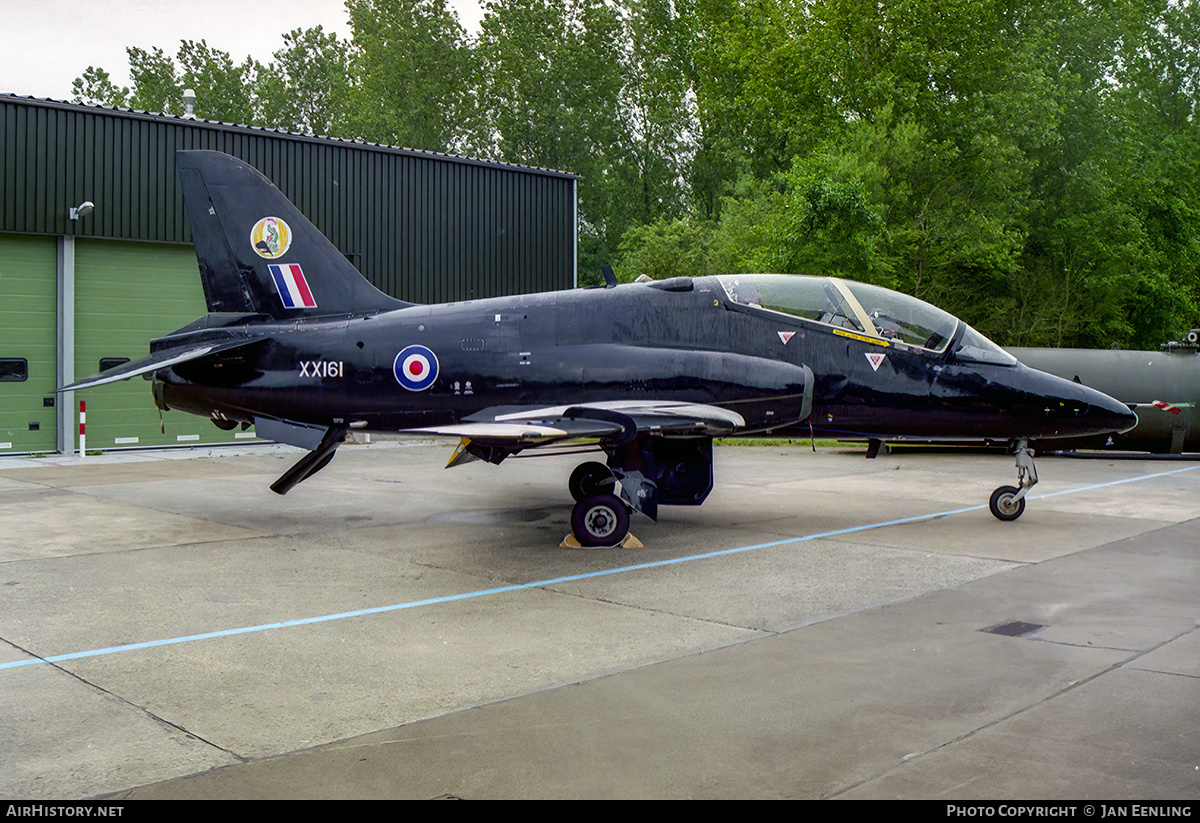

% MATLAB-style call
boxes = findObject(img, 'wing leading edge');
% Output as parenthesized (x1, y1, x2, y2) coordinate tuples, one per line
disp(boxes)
(410, 400, 747, 443)
(403, 400, 752, 469)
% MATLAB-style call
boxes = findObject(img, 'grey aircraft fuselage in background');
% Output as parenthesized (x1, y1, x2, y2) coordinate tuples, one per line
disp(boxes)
(1011, 344, 1200, 454)
(61, 151, 1136, 545)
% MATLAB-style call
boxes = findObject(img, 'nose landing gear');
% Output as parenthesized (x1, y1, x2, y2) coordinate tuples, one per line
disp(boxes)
(990, 439, 1038, 521)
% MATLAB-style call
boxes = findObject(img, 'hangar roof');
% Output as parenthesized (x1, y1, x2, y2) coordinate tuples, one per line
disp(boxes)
(0, 94, 578, 302)
(0, 93, 578, 180)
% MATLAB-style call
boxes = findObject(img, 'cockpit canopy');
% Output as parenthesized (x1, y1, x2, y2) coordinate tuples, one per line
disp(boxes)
(715, 274, 1015, 365)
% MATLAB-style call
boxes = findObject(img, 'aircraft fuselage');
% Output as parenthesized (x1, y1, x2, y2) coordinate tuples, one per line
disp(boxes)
(154, 275, 1132, 446)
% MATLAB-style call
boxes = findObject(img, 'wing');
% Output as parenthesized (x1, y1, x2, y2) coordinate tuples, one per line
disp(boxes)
(403, 400, 747, 467)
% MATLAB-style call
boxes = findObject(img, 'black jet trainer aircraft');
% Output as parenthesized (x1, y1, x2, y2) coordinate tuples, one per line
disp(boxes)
(61, 151, 1136, 546)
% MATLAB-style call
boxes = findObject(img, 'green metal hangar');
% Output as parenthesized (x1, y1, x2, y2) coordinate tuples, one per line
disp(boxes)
(0, 94, 578, 455)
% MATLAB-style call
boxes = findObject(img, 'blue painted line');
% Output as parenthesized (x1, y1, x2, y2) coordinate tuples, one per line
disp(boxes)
(3, 463, 1197, 673)
(1029, 463, 1200, 498)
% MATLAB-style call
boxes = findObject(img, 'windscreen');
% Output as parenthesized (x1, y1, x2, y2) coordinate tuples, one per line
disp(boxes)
(953, 324, 1017, 365)
(840, 280, 959, 353)
(717, 274, 959, 354)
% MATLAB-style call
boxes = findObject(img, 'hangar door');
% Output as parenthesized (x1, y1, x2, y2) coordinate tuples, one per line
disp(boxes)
(73, 239, 257, 449)
(0, 234, 58, 453)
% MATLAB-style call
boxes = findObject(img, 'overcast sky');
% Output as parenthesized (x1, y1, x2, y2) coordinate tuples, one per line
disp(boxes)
(0, 0, 484, 102)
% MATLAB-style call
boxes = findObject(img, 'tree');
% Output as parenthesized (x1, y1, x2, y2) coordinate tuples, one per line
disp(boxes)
(176, 40, 257, 124)
(345, 0, 475, 151)
(71, 67, 129, 108)
(114, 41, 256, 123)
(610, 0, 696, 229)
(475, 0, 626, 277)
(255, 26, 354, 136)
(616, 217, 714, 281)
(676, 0, 1200, 346)
(125, 46, 181, 114)
(1102, 0, 1200, 346)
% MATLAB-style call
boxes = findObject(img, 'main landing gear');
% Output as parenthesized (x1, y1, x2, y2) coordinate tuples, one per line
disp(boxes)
(990, 439, 1038, 521)
(565, 437, 715, 547)
(568, 461, 617, 502)
(571, 493, 631, 547)
(567, 462, 630, 547)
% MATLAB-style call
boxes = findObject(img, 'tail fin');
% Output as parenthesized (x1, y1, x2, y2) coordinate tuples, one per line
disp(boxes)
(177, 150, 410, 318)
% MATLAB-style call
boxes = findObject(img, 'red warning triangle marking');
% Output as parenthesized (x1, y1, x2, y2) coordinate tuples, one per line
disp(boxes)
(865, 352, 886, 371)
(778, 331, 795, 345)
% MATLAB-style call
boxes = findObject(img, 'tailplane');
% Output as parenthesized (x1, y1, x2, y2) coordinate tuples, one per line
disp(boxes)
(177, 150, 410, 319)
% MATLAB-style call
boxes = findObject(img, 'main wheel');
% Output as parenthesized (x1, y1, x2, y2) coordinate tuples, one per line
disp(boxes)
(989, 485, 1025, 521)
(571, 493, 630, 547)
(569, 461, 615, 502)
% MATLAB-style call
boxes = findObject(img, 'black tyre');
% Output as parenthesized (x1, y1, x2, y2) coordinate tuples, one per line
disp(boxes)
(989, 485, 1025, 521)
(571, 493, 630, 547)
(568, 461, 615, 502)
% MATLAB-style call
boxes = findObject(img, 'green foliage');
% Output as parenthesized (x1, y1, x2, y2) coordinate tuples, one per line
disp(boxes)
(71, 67, 129, 108)
(669, 0, 1200, 347)
(475, 0, 626, 250)
(616, 159, 889, 284)
(615, 218, 714, 282)
(176, 40, 257, 123)
(255, 27, 353, 136)
(345, 0, 474, 151)
(125, 46, 181, 114)
(108, 41, 258, 123)
(610, 0, 695, 228)
(774, 163, 888, 282)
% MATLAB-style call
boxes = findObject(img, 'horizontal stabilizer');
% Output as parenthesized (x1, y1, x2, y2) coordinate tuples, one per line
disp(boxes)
(58, 337, 262, 392)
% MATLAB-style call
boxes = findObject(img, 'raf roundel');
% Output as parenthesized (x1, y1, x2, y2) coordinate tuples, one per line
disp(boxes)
(394, 345, 439, 391)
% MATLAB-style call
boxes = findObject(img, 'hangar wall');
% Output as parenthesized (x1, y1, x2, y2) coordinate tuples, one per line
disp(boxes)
(0, 95, 579, 454)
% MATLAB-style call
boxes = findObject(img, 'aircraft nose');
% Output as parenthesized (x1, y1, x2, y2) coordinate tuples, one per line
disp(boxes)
(1014, 367, 1137, 439)
(1083, 385, 1138, 435)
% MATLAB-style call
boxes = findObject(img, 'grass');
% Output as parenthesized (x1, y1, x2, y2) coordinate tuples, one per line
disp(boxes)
(716, 437, 848, 448)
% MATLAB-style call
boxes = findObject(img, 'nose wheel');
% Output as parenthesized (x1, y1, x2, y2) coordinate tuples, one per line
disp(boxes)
(990, 439, 1038, 521)
(989, 486, 1025, 520)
